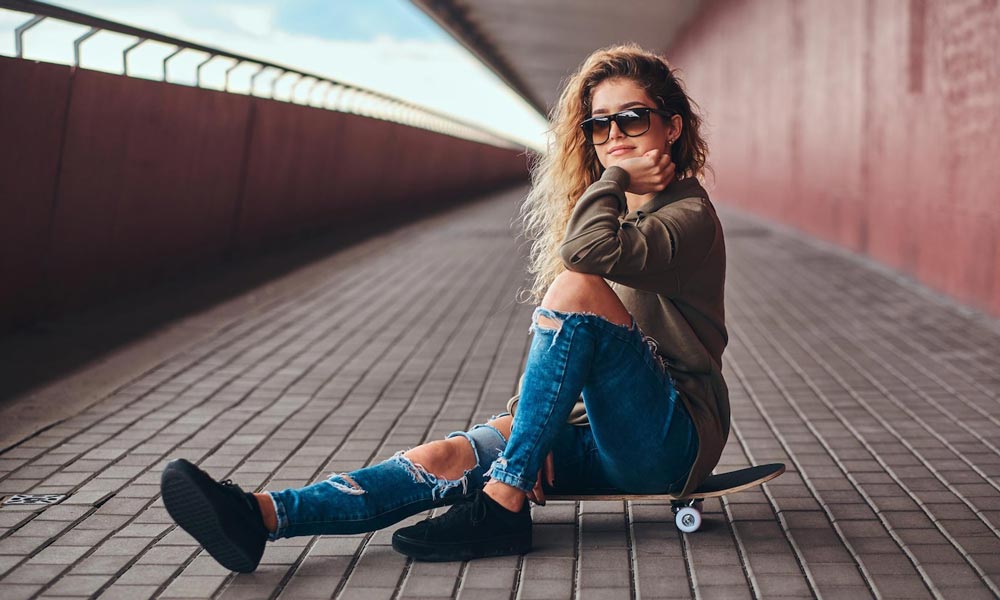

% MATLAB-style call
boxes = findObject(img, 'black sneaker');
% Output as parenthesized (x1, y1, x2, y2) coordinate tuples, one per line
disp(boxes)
(160, 458, 268, 573)
(391, 489, 532, 561)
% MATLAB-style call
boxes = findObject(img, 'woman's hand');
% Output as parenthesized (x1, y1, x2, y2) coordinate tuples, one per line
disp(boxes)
(617, 149, 675, 195)
(526, 451, 555, 505)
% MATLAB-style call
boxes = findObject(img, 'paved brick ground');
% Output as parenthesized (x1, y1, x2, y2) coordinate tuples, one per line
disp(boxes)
(1, 186, 998, 599)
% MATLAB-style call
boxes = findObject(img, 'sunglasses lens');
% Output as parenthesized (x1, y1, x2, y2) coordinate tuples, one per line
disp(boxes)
(592, 119, 612, 143)
(618, 110, 649, 136)
(583, 118, 610, 144)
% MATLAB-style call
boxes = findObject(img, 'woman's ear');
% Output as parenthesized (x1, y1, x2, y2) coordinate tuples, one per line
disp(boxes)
(669, 114, 683, 143)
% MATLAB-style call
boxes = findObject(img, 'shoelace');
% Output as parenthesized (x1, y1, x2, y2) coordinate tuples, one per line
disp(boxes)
(219, 479, 259, 516)
(219, 479, 249, 499)
(430, 490, 489, 530)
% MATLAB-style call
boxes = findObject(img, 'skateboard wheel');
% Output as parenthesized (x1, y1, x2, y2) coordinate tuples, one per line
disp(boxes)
(675, 507, 701, 532)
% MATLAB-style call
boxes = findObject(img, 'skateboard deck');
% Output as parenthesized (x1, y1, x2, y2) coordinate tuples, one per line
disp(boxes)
(545, 463, 785, 532)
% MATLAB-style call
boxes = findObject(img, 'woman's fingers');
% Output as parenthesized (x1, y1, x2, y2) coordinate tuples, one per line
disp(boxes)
(544, 452, 556, 487)
(529, 475, 546, 505)
(527, 451, 555, 505)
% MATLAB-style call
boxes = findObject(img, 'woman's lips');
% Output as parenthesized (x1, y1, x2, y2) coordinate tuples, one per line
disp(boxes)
(608, 145, 634, 156)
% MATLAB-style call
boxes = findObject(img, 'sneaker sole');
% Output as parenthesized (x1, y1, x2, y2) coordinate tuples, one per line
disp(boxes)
(161, 464, 260, 573)
(391, 532, 531, 562)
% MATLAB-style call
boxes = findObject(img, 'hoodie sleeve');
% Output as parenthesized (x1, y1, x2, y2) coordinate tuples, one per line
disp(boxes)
(558, 166, 717, 295)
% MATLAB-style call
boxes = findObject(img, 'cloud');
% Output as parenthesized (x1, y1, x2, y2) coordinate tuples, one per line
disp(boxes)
(214, 3, 275, 38)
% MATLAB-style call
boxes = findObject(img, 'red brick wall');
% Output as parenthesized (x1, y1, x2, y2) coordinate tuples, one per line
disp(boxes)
(0, 57, 528, 328)
(670, 0, 1000, 315)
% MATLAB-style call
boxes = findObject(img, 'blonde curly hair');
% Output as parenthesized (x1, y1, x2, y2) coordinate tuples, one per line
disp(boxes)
(518, 44, 709, 304)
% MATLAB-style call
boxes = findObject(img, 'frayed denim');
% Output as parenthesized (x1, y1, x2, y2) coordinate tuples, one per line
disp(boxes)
(266, 306, 697, 539)
(267, 423, 507, 540)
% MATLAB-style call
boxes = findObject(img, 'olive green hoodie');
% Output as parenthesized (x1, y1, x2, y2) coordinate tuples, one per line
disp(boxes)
(508, 165, 730, 497)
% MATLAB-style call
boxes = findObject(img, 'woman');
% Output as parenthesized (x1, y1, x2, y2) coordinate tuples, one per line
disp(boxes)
(160, 43, 730, 570)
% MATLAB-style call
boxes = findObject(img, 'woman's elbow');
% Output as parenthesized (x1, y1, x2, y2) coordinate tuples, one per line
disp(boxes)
(559, 244, 585, 271)
(559, 244, 603, 274)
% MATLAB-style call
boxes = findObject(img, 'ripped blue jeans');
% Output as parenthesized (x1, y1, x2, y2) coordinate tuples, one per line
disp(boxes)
(266, 307, 698, 539)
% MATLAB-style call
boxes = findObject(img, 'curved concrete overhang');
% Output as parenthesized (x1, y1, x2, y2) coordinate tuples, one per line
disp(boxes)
(411, 0, 704, 115)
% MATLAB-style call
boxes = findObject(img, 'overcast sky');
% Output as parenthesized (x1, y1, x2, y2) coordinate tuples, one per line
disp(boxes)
(0, 0, 548, 150)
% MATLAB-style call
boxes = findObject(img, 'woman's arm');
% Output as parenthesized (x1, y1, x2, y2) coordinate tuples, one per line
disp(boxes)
(559, 166, 717, 295)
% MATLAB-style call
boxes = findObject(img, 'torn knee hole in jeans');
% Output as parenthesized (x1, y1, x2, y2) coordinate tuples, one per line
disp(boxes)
(325, 473, 366, 495)
(389, 451, 469, 501)
(530, 308, 566, 348)
(535, 315, 562, 331)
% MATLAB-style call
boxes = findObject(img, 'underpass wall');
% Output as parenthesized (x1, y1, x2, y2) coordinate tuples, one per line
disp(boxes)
(0, 57, 528, 329)
(671, 0, 999, 316)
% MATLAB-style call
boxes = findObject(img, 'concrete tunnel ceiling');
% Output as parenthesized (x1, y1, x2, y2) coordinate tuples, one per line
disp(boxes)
(410, 0, 704, 116)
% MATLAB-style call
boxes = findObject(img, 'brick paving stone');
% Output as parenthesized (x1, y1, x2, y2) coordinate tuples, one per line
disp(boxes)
(755, 573, 813, 597)
(746, 554, 801, 575)
(278, 575, 342, 598)
(159, 574, 227, 598)
(71, 553, 133, 575)
(577, 567, 631, 588)
(135, 545, 197, 566)
(923, 562, 983, 587)
(518, 578, 575, 600)
(115, 563, 178, 586)
(456, 587, 511, 600)
(28, 545, 89, 565)
(635, 575, 692, 599)
(42, 574, 108, 596)
(531, 524, 575, 558)
(90, 536, 151, 557)
(103, 522, 170, 538)
(0, 554, 21, 575)
(573, 591, 634, 600)
(460, 566, 518, 589)
(970, 552, 1000, 576)
(870, 574, 936, 599)
(0, 584, 44, 600)
(218, 570, 285, 594)
(817, 586, 878, 600)
(97, 584, 159, 600)
(400, 574, 460, 596)
(2, 563, 67, 584)
(691, 584, 752, 599)
(344, 562, 406, 589)
(10, 520, 71, 540)
(338, 588, 394, 600)
(808, 562, 866, 586)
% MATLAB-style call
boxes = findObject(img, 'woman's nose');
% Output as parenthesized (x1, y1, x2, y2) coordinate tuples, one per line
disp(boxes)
(608, 120, 625, 139)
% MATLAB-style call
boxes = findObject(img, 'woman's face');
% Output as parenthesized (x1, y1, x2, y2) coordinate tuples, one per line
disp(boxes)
(588, 78, 679, 170)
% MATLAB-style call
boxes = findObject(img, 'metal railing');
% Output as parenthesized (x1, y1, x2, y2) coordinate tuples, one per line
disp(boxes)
(1, 0, 520, 149)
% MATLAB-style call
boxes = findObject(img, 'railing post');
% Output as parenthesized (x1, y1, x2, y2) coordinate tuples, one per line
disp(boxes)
(224, 59, 242, 93)
(195, 54, 214, 88)
(72, 27, 97, 67)
(14, 14, 44, 58)
(162, 47, 183, 82)
(122, 38, 145, 77)
(247, 64, 264, 97)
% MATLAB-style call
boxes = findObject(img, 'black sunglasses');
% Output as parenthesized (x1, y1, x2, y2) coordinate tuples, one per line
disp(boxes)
(580, 107, 674, 145)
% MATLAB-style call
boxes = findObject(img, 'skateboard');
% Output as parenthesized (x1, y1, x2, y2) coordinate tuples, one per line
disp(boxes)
(545, 463, 785, 532)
